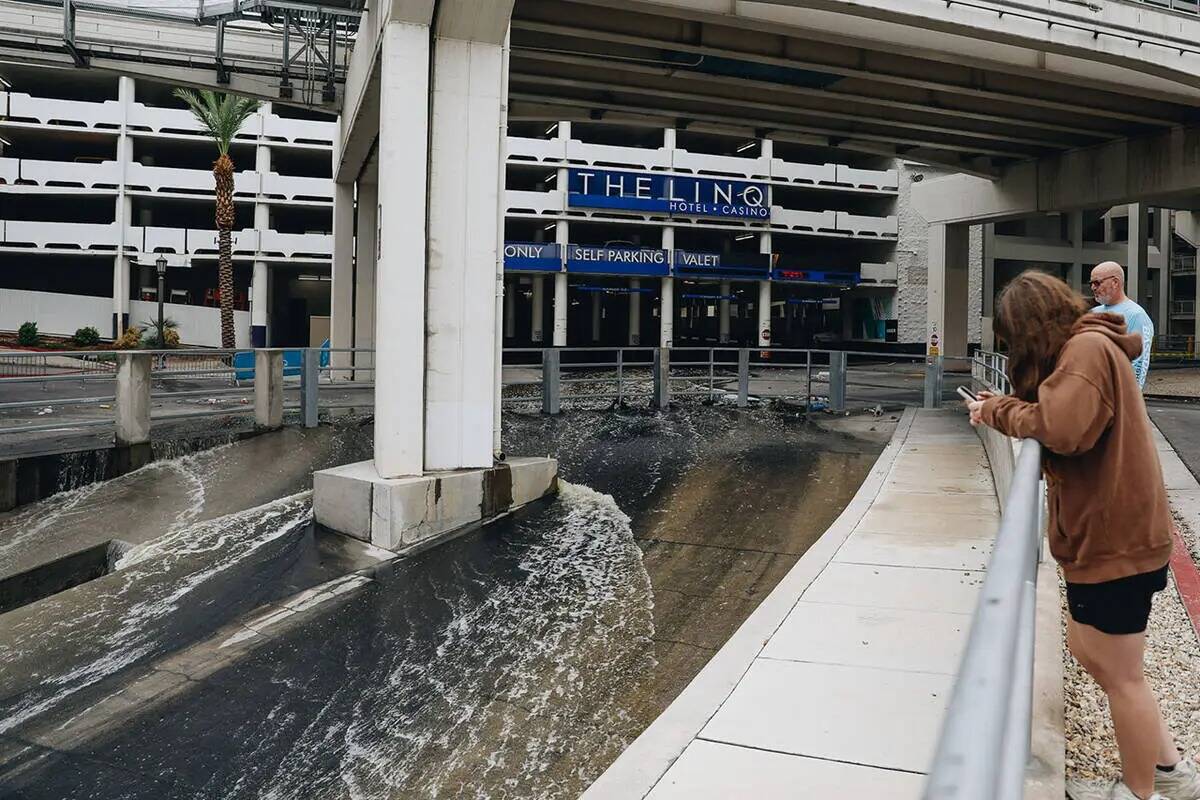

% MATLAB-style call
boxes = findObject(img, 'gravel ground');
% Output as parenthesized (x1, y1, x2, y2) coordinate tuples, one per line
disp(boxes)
(1064, 509, 1200, 782)
(1146, 367, 1200, 398)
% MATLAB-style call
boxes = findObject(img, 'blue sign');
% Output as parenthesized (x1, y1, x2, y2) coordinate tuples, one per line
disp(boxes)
(503, 241, 561, 272)
(566, 245, 670, 276)
(673, 250, 771, 280)
(568, 169, 769, 219)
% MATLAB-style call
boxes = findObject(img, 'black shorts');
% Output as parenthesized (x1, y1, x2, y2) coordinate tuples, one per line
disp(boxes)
(1066, 565, 1170, 635)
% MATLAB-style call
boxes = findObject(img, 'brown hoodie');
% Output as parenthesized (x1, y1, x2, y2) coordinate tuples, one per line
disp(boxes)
(979, 313, 1172, 584)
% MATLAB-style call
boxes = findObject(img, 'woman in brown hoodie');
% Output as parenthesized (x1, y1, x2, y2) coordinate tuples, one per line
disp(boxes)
(966, 271, 1197, 800)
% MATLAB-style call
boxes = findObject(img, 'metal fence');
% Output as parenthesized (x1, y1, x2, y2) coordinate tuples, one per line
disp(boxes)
(929, 348, 1045, 799)
(503, 346, 964, 413)
(0, 347, 375, 437)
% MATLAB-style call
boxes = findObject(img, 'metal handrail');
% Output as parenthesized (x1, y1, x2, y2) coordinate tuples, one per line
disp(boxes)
(924, 438, 1043, 800)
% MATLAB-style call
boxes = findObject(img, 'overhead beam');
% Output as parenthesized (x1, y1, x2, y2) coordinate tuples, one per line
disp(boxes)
(508, 96, 1005, 178)
(508, 79, 1040, 158)
(512, 48, 1113, 143)
(912, 124, 1200, 223)
(509, 18, 1188, 126)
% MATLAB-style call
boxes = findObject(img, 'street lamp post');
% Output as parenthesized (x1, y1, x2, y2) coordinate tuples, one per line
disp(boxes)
(156, 255, 167, 347)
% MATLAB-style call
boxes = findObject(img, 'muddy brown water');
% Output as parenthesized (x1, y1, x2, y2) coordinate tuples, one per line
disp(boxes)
(0, 406, 891, 799)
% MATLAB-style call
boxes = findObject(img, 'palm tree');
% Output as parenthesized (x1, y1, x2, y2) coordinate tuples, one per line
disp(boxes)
(173, 88, 260, 349)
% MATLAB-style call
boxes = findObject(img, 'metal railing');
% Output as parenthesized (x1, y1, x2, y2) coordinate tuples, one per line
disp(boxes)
(502, 346, 960, 413)
(930, 347, 1045, 799)
(925, 438, 1043, 800)
(0, 347, 375, 437)
(972, 350, 1011, 395)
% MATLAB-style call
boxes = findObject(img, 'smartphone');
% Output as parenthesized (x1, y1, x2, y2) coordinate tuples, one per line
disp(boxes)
(957, 385, 979, 402)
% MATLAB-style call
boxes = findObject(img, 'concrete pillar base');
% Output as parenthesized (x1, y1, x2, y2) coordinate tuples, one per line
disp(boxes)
(313, 456, 558, 553)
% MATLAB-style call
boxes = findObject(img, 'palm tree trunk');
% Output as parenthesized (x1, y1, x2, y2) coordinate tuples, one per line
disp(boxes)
(214, 154, 236, 349)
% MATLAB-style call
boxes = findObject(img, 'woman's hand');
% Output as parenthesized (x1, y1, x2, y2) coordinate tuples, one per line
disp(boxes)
(964, 390, 994, 427)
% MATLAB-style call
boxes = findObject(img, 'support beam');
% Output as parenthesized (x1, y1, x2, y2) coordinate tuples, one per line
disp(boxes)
(251, 261, 268, 347)
(531, 274, 545, 342)
(553, 271, 568, 347)
(374, 19, 430, 478)
(758, 281, 772, 347)
(927, 223, 971, 360)
(719, 280, 731, 343)
(629, 278, 641, 346)
(354, 175, 378, 377)
(330, 180, 354, 377)
(1128, 203, 1148, 307)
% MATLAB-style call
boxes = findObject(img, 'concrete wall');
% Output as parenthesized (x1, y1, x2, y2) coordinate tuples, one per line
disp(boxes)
(895, 162, 983, 346)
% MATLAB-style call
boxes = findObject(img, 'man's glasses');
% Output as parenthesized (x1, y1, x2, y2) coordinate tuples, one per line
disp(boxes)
(1089, 276, 1115, 289)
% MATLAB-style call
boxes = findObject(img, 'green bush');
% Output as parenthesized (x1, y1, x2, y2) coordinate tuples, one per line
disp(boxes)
(72, 326, 101, 347)
(17, 322, 39, 347)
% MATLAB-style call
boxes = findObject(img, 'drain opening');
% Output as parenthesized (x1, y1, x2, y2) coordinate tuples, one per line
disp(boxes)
(0, 540, 131, 615)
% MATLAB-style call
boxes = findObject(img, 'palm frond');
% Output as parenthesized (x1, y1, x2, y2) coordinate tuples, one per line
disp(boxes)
(172, 87, 261, 156)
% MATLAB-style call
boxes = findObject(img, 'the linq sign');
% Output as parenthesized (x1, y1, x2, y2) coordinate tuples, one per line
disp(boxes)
(568, 168, 769, 220)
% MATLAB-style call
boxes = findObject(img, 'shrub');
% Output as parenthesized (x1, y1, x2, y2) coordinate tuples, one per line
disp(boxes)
(115, 326, 143, 350)
(17, 322, 38, 347)
(73, 326, 101, 347)
(142, 318, 180, 349)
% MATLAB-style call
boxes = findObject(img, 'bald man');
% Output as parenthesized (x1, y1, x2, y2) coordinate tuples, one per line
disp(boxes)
(1091, 260, 1154, 388)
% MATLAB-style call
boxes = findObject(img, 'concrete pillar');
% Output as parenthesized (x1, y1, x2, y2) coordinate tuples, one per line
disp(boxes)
(251, 260, 268, 347)
(1157, 208, 1171, 333)
(353, 174, 378, 376)
(629, 278, 641, 346)
(114, 352, 151, 446)
(758, 281, 772, 346)
(660, 278, 674, 348)
(251, 136, 271, 347)
(661, 225, 675, 348)
(1068, 210, 1085, 296)
(927, 223, 971, 360)
(330, 179, 355, 377)
(254, 350, 283, 430)
(982, 223, 996, 350)
(552, 186, 569, 347)
(531, 274, 545, 342)
(375, 19, 431, 478)
(422, 17, 507, 471)
(719, 280, 731, 343)
(1128, 203, 1148, 307)
(553, 271, 568, 347)
(504, 277, 517, 339)
(113, 77, 133, 340)
(590, 291, 602, 342)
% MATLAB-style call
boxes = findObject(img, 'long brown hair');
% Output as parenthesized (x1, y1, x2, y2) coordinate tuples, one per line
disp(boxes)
(994, 270, 1091, 400)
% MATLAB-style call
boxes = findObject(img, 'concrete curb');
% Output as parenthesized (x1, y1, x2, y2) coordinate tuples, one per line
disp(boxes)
(580, 407, 919, 800)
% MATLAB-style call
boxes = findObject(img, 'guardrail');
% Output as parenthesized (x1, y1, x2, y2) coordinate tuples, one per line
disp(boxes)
(0, 347, 374, 438)
(502, 346, 962, 413)
(931, 347, 1044, 799)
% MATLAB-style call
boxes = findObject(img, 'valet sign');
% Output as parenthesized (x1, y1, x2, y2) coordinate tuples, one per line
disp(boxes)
(568, 168, 769, 220)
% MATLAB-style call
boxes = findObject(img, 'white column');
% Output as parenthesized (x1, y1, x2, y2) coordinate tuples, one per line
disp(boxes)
(982, 223, 996, 350)
(927, 223, 971, 360)
(354, 174, 378, 375)
(251, 125, 272, 347)
(531, 274, 545, 342)
(629, 278, 641, 346)
(113, 76, 134, 339)
(330, 180, 355, 375)
(251, 260, 268, 346)
(423, 27, 506, 471)
(661, 225, 675, 348)
(552, 143, 570, 348)
(375, 20, 431, 478)
(719, 280, 731, 343)
(757, 281, 772, 346)
(505, 277, 517, 338)
(1128, 203, 1148, 308)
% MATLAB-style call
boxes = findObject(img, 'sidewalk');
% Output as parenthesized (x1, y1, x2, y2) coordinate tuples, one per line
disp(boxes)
(583, 409, 1001, 799)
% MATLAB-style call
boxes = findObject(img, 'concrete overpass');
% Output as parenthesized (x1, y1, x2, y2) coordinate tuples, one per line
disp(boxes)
(5, 0, 1200, 547)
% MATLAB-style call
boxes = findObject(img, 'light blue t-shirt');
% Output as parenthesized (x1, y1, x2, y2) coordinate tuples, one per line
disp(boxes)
(1092, 299, 1153, 388)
